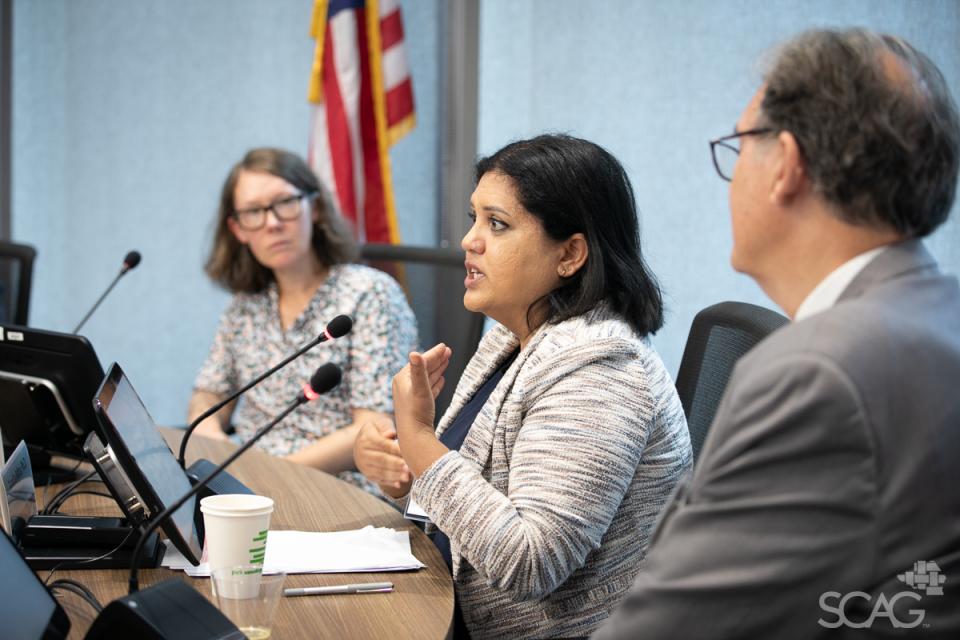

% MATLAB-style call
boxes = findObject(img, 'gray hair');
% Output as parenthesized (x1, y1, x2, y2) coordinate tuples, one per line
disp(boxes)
(759, 28, 960, 237)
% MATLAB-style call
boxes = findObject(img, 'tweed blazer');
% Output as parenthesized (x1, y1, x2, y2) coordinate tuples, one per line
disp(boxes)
(408, 305, 691, 639)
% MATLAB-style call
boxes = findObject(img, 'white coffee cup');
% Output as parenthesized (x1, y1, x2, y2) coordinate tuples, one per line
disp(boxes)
(200, 494, 274, 574)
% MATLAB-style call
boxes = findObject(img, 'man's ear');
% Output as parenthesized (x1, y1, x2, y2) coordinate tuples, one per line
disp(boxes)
(770, 130, 806, 205)
(558, 233, 588, 278)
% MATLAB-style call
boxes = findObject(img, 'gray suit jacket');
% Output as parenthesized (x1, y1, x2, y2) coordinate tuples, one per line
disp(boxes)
(593, 240, 960, 639)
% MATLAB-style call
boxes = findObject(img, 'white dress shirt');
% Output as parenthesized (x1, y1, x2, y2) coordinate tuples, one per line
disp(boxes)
(794, 246, 888, 322)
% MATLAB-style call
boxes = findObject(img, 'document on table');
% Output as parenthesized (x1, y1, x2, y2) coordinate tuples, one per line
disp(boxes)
(162, 525, 426, 577)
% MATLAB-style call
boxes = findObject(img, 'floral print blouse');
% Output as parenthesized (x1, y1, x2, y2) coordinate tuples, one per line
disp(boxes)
(194, 264, 418, 492)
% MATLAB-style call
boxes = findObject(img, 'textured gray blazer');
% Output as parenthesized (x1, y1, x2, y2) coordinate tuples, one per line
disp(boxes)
(593, 240, 960, 639)
(408, 305, 691, 639)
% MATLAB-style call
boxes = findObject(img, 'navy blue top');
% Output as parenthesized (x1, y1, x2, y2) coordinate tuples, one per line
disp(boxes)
(431, 350, 518, 569)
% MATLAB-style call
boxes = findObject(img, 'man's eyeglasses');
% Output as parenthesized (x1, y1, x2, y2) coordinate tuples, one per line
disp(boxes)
(709, 128, 774, 181)
(232, 192, 317, 231)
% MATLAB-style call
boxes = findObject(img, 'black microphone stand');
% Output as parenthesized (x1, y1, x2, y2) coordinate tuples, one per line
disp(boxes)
(178, 338, 320, 467)
(177, 314, 352, 467)
(84, 364, 341, 640)
(130, 397, 305, 593)
(73, 255, 139, 334)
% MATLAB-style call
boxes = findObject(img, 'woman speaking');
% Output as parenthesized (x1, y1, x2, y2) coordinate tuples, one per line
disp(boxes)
(355, 135, 692, 638)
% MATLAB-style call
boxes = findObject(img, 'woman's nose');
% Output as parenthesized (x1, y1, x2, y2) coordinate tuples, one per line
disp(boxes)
(264, 207, 284, 229)
(461, 227, 482, 253)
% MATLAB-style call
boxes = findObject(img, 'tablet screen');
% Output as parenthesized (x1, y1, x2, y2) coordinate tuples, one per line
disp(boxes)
(94, 363, 201, 565)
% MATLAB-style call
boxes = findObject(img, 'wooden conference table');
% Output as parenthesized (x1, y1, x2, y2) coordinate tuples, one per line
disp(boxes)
(40, 429, 454, 639)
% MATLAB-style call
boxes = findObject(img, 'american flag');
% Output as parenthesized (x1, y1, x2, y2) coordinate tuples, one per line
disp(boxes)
(307, 0, 415, 244)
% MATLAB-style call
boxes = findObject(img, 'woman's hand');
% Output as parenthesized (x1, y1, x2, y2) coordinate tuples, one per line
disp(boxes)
(392, 343, 453, 476)
(353, 415, 412, 496)
(187, 390, 233, 442)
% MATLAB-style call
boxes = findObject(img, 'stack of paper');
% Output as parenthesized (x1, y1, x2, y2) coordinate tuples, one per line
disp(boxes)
(163, 526, 426, 577)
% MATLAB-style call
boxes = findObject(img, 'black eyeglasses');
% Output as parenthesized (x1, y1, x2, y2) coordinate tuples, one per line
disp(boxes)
(232, 192, 317, 231)
(709, 128, 774, 181)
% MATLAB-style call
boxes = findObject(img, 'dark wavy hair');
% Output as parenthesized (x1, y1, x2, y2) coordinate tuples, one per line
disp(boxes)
(475, 134, 664, 337)
(205, 148, 357, 293)
(760, 28, 960, 237)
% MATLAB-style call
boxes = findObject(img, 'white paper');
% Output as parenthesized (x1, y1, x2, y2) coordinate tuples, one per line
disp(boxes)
(403, 497, 431, 523)
(163, 526, 425, 577)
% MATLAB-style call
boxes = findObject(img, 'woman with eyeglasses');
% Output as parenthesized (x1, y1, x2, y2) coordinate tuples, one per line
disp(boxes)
(189, 147, 417, 493)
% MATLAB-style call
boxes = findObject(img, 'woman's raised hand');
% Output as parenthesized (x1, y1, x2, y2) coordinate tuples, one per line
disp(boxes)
(392, 343, 452, 436)
(353, 415, 412, 497)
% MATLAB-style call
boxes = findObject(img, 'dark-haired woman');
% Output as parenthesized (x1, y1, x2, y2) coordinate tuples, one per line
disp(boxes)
(190, 148, 416, 492)
(354, 134, 692, 637)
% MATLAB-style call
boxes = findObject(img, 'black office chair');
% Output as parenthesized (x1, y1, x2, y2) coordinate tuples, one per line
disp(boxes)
(0, 240, 37, 326)
(359, 243, 486, 418)
(675, 301, 788, 461)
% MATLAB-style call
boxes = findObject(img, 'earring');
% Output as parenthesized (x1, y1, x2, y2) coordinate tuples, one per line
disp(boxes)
(559, 267, 567, 277)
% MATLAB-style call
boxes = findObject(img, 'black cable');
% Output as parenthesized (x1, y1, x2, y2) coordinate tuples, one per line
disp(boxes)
(50, 490, 114, 511)
(41, 468, 100, 515)
(42, 469, 102, 515)
(43, 526, 137, 584)
(48, 578, 103, 613)
(39, 457, 87, 511)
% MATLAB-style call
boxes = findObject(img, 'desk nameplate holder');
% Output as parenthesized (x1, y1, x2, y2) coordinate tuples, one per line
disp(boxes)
(18, 433, 163, 570)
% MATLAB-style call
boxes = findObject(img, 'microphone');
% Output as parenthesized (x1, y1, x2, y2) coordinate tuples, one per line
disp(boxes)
(131, 363, 342, 591)
(177, 314, 352, 467)
(72, 250, 143, 334)
(83, 365, 343, 640)
(121, 250, 142, 273)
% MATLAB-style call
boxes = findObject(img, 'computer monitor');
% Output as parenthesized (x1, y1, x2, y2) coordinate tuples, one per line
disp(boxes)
(0, 324, 106, 467)
(93, 362, 202, 565)
(0, 527, 71, 640)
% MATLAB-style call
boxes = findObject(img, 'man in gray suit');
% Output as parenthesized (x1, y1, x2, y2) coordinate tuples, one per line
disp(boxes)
(593, 29, 960, 639)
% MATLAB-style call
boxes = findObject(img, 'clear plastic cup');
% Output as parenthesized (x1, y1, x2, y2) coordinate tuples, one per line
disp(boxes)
(210, 565, 286, 639)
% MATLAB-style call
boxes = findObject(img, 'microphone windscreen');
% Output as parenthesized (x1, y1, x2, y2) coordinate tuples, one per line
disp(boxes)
(309, 363, 342, 395)
(326, 315, 353, 338)
(123, 250, 142, 271)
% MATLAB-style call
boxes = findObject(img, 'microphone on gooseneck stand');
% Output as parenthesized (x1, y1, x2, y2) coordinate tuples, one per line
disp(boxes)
(72, 250, 142, 334)
(179, 314, 350, 546)
(177, 313, 353, 468)
(84, 364, 343, 640)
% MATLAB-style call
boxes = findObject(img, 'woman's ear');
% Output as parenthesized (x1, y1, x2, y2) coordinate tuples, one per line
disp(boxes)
(226, 216, 248, 244)
(558, 233, 588, 278)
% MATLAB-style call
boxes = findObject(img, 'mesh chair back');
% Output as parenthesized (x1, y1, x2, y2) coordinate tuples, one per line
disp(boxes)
(359, 244, 485, 418)
(0, 241, 37, 326)
(675, 301, 788, 460)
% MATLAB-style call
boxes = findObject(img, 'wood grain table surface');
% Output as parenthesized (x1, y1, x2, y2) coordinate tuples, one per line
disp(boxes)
(36, 429, 453, 639)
